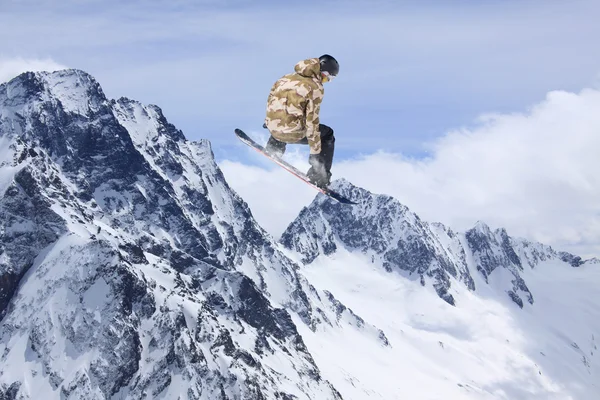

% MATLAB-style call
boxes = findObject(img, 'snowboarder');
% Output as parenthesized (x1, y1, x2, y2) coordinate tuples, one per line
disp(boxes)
(263, 54, 339, 188)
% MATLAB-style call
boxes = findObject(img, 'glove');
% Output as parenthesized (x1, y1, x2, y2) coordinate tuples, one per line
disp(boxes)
(307, 154, 330, 188)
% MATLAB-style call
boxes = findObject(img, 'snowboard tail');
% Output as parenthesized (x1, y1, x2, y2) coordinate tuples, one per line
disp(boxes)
(234, 129, 355, 205)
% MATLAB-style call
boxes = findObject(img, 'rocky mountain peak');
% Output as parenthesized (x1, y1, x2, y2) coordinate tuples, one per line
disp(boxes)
(281, 182, 471, 306)
(2, 69, 107, 117)
(281, 180, 590, 310)
(1, 69, 380, 399)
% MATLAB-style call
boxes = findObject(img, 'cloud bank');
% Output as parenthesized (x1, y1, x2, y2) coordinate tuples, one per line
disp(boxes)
(221, 88, 600, 258)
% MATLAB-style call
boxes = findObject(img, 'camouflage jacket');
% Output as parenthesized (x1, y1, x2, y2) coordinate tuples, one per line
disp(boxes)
(264, 58, 324, 154)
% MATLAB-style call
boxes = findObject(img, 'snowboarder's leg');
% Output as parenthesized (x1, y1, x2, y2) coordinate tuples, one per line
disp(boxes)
(265, 135, 286, 159)
(319, 124, 335, 173)
(300, 124, 335, 187)
(295, 124, 335, 171)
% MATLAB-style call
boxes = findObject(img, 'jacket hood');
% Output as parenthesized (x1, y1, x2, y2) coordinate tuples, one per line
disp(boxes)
(294, 58, 321, 80)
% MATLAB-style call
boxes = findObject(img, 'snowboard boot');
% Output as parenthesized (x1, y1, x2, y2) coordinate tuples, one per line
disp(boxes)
(307, 167, 331, 189)
(265, 136, 286, 159)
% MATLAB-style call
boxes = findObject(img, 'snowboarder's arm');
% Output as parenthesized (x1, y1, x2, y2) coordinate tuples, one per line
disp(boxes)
(305, 86, 324, 155)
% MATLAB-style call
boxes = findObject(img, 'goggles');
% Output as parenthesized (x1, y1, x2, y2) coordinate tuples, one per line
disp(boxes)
(321, 71, 336, 83)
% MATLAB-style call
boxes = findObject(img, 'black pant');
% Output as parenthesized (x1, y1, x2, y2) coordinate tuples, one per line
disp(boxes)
(265, 124, 335, 173)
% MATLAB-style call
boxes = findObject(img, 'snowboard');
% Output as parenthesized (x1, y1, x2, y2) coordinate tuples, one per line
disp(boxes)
(234, 129, 356, 205)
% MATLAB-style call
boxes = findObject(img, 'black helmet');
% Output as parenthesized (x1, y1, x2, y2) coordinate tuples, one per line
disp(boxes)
(319, 54, 339, 77)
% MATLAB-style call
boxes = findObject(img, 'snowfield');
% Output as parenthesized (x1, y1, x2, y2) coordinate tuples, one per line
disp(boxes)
(292, 247, 600, 399)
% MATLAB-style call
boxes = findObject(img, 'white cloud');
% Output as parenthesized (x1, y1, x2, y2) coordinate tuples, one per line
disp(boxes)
(220, 88, 600, 258)
(0, 57, 68, 84)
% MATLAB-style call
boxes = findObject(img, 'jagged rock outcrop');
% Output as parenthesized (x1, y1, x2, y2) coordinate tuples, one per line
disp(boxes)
(281, 180, 591, 309)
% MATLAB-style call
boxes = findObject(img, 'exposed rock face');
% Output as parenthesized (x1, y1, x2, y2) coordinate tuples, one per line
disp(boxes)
(0, 70, 363, 399)
(281, 180, 587, 309)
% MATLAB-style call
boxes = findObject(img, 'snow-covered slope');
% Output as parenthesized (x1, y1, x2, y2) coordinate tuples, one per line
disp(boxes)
(0, 70, 387, 399)
(293, 248, 600, 400)
(1, 69, 598, 400)
(281, 180, 600, 399)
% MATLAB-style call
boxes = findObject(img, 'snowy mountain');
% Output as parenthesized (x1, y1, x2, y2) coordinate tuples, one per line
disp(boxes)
(0, 70, 385, 400)
(1, 69, 598, 400)
(281, 180, 597, 309)
(281, 180, 600, 399)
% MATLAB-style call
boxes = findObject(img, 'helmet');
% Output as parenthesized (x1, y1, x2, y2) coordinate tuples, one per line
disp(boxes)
(319, 54, 339, 77)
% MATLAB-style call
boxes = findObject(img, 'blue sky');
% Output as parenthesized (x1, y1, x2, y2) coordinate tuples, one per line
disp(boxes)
(2, 0, 600, 257)
(3, 0, 600, 160)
